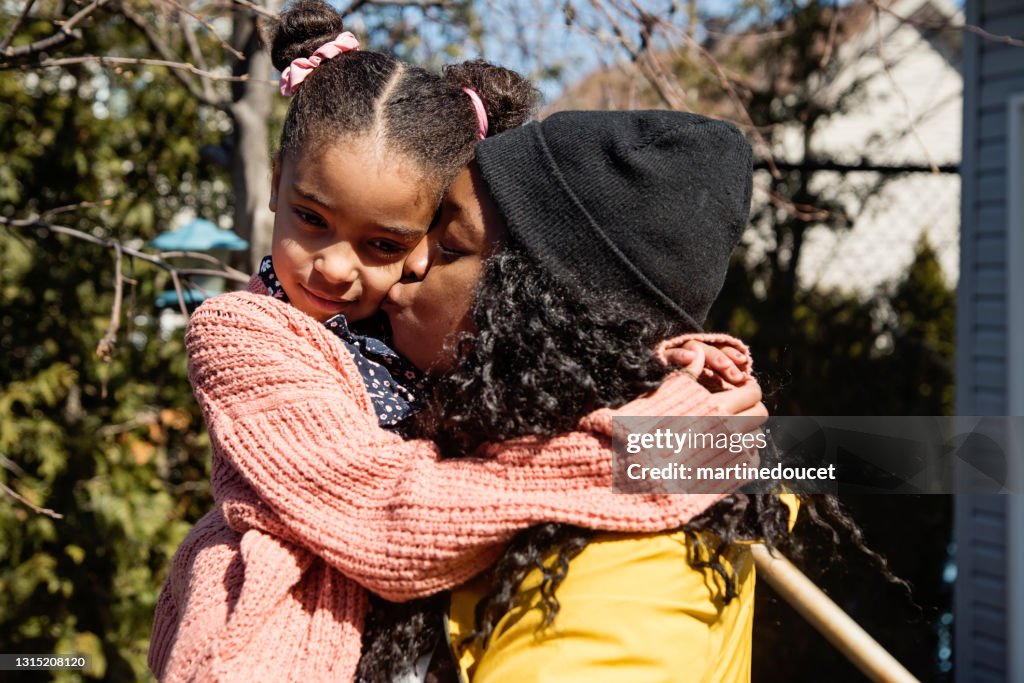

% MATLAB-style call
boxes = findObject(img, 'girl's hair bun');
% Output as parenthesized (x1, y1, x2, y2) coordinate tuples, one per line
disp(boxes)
(443, 60, 541, 135)
(264, 0, 345, 72)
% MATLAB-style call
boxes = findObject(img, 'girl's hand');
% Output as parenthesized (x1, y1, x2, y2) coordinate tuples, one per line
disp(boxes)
(665, 340, 750, 389)
(708, 378, 768, 418)
(664, 339, 764, 415)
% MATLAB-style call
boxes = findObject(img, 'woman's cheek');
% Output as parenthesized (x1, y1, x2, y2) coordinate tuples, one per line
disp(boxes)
(365, 262, 406, 305)
(443, 262, 483, 332)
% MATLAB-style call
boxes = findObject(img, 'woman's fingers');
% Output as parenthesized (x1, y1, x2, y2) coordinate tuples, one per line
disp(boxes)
(665, 346, 697, 366)
(672, 342, 706, 378)
(704, 344, 747, 384)
(667, 341, 748, 387)
(722, 345, 748, 364)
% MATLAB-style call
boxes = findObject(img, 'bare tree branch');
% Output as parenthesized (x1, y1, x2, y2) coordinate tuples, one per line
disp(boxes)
(227, 0, 279, 20)
(179, 8, 218, 102)
(95, 241, 124, 362)
(168, 269, 190, 317)
(867, 0, 1024, 49)
(648, 15, 784, 180)
(1, 213, 253, 354)
(587, 0, 690, 110)
(704, 27, 795, 43)
(179, 14, 207, 72)
(174, 266, 247, 279)
(338, 0, 460, 17)
(766, 189, 832, 222)
(870, 4, 938, 173)
(159, 0, 246, 60)
(0, 0, 39, 54)
(23, 55, 270, 89)
(95, 410, 159, 437)
(693, 48, 780, 179)
(0, 455, 27, 478)
(118, 2, 229, 108)
(630, 3, 693, 109)
(0, 216, 251, 283)
(819, 1, 841, 69)
(946, 20, 1024, 48)
(158, 251, 250, 280)
(0, 481, 63, 519)
(168, 479, 210, 495)
(40, 198, 114, 219)
(0, 0, 112, 62)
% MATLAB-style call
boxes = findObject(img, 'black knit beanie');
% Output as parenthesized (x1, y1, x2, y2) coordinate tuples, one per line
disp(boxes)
(474, 110, 753, 332)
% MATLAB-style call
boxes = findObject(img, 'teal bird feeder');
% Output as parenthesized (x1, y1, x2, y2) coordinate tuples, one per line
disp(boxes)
(150, 218, 249, 251)
(150, 218, 248, 310)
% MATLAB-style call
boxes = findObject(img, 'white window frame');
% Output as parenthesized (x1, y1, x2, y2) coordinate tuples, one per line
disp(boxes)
(1008, 92, 1024, 683)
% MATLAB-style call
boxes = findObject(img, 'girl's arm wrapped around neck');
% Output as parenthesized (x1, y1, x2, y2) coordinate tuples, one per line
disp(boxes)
(187, 289, 751, 600)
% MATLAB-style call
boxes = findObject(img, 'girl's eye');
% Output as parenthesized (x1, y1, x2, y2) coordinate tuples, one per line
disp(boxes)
(369, 240, 407, 256)
(293, 207, 326, 228)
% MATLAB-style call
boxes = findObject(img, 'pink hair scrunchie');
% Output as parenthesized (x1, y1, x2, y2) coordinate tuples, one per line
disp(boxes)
(462, 87, 489, 140)
(279, 32, 360, 96)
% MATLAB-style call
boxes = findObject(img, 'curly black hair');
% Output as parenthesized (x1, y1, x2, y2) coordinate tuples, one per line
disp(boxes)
(264, 1, 540, 194)
(356, 244, 907, 681)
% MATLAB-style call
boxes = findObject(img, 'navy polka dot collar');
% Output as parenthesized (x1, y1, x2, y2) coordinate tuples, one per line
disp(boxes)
(257, 256, 427, 431)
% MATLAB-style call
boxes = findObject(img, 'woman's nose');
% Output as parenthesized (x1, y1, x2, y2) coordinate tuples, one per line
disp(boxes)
(314, 243, 359, 284)
(401, 237, 430, 283)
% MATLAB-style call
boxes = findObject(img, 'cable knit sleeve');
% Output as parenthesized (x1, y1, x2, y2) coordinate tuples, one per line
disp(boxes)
(187, 291, 745, 600)
(656, 333, 751, 362)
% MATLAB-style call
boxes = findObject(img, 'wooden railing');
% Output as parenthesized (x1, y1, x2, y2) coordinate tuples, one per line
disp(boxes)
(751, 544, 920, 683)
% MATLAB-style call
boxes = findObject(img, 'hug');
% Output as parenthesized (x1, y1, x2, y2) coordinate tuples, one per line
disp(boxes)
(149, 2, 864, 681)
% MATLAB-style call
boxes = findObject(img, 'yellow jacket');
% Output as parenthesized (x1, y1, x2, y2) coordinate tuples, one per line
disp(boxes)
(447, 495, 799, 683)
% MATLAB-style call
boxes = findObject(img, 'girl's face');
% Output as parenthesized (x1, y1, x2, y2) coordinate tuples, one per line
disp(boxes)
(383, 163, 504, 373)
(270, 138, 438, 323)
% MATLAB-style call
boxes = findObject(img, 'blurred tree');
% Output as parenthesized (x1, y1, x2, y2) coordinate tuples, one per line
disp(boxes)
(709, 237, 955, 682)
(0, 10, 229, 679)
(0, 1, 474, 679)
(712, 236, 955, 417)
(533, 1, 961, 679)
(0, 0, 965, 680)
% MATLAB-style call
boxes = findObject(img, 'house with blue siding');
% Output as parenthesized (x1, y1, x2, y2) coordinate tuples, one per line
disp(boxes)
(957, 0, 1024, 681)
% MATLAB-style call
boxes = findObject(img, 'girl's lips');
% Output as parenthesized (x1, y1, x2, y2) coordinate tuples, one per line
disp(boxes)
(300, 284, 356, 313)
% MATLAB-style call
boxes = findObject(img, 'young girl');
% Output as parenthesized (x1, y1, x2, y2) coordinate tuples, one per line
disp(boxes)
(149, 3, 762, 681)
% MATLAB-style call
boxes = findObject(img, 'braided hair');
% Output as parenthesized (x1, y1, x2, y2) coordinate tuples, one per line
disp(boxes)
(265, 0, 539, 194)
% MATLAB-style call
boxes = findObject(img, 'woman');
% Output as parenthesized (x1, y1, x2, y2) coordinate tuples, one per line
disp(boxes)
(358, 109, 784, 681)
(373, 108, 902, 682)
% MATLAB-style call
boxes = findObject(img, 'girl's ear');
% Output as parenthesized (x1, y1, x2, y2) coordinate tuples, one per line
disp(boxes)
(269, 152, 282, 212)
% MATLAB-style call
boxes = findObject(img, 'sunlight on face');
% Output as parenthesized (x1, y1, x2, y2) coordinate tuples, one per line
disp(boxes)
(269, 137, 439, 323)
(383, 163, 506, 372)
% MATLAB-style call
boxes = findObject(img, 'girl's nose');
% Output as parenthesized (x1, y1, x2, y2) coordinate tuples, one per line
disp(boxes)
(314, 243, 359, 284)
(401, 237, 430, 283)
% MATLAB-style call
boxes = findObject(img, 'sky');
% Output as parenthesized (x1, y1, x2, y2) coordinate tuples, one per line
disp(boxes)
(337, 0, 735, 105)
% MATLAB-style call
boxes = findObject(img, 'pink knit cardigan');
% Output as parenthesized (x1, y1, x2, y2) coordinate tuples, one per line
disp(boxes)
(148, 280, 753, 682)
